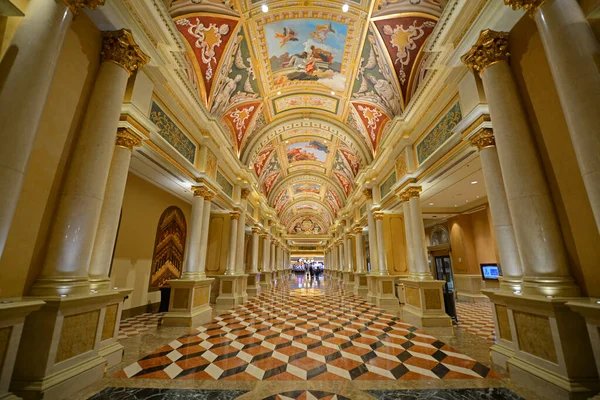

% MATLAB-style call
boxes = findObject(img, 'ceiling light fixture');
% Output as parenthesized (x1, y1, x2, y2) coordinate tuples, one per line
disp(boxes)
(261, 4, 268, 12)
(277, 91, 281, 95)
(342, 3, 349, 12)
(429, 202, 434, 206)
(454, 204, 457, 207)
(330, 91, 335, 95)
(471, 180, 478, 184)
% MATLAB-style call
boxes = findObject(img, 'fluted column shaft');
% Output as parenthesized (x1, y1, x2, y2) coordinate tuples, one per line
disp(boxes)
(181, 191, 205, 278)
(401, 200, 415, 273)
(354, 229, 365, 273)
(463, 30, 578, 296)
(235, 209, 246, 275)
(374, 213, 388, 276)
(365, 191, 379, 273)
(270, 240, 276, 272)
(0, 0, 103, 259)
(471, 130, 523, 290)
(250, 228, 260, 273)
(88, 129, 142, 288)
(225, 212, 240, 275)
(197, 194, 214, 276)
(31, 30, 149, 296)
(508, 0, 600, 230)
(403, 188, 431, 279)
(338, 241, 344, 272)
(261, 234, 270, 272)
(345, 233, 353, 272)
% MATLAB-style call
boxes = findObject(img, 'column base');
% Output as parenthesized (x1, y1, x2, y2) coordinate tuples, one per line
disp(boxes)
(353, 272, 368, 298)
(342, 272, 354, 295)
(399, 279, 451, 327)
(246, 272, 261, 298)
(0, 300, 44, 399)
(259, 271, 273, 292)
(10, 290, 128, 400)
(367, 275, 399, 312)
(98, 341, 124, 368)
(215, 275, 246, 310)
(483, 289, 518, 369)
(454, 274, 494, 303)
(162, 278, 214, 327)
(97, 292, 130, 368)
(566, 299, 600, 377)
(489, 291, 600, 399)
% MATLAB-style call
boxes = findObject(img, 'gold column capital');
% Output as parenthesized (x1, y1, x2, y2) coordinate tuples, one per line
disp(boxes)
(101, 29, 150, 76)
(62, 0, 104, 17)
(400, 186, 422, 202)
(363, 188, 373, 200)
(373, 212, 385, 221)
(504, 0, 547, 16)
(240, 188, 251, 200)
(470, 128, 496, 151)
(230, 211, 240, 221)
(192, 186, 213, 198)
(352, 227, 363, 235)
(252, 227, 261, 234)
(115, 127, 142, 151)
(461, 30, 510, 76)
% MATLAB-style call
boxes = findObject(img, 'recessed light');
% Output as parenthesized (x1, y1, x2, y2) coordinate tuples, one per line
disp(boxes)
(261, 4, 268, 12)
(466, 200, 469, 203)
(429, 202, 434, 206)
(476, 196, 480, 198)
(454, 205, 457, 207)
(471, 181, 478, 185)
(342, 3, 349, 12)
(330, 91, 335, 95)
(277, 91, 281, 95)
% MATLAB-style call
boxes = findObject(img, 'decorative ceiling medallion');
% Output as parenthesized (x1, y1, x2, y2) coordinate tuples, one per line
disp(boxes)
(175, 14, 239, 104)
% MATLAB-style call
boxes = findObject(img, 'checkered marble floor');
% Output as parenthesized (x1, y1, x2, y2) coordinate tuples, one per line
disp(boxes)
(115, 281, 499, 381)
(456, 302, 496, 341)
(117, 312, 165, 340)
(264, 390, 351, 400)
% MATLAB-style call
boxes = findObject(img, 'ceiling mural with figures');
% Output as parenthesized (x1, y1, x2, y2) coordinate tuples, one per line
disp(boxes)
(169, 0, 443, 234)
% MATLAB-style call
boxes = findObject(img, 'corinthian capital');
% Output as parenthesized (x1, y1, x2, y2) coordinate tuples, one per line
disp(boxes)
(470, 128, 496, 151)
(101, 29, 150, 76)
(504, 0, 547, 15)
(401, 186, 422, 201)
(192, 186, 212, 198)
(115, 128, 142, 151)
(461, 30, 510, 76)
(363, 189, 373, 200)
(63, 0, 104, 17)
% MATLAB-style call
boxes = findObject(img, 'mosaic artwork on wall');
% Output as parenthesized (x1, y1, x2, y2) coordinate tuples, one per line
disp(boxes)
(205, 148, 218, 179)
(416, 101, 462, 163)
(273, 93, 339, 115)
(150, 102, 197, 164)
(149, 206, 186, 290)
(292, 183, 321, 195)
(379, 169, 397, 199)
(287, 140, 329, 163)
(264, 19, 349, 91)
(175, 15, 238, 103)
(216, 169, 234, 198)
(396, 148, 408, 178)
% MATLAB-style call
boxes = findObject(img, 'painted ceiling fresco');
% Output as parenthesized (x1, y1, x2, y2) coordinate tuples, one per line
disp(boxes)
(170, 0, 443, 234)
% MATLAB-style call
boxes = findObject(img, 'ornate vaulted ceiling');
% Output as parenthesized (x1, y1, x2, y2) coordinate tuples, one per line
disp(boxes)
(169, 0, 443, 234)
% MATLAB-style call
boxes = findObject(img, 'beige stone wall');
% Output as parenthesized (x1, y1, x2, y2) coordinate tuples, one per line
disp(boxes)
(110, 173, 192, 311)
(510, 16, 600, 297)
(382, 215, 408, 275)
(206, 213, 232, 275)
(0, 14, 101, 298)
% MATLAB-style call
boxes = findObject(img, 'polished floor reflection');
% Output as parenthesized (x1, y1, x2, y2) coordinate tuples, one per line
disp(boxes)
(69, 276, 542, 399)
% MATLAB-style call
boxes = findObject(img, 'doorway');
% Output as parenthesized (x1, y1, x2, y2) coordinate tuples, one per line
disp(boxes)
(434, 256, 454, 294)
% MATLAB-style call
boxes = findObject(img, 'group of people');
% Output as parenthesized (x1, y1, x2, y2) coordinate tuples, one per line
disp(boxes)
(304, 264, 321, 279)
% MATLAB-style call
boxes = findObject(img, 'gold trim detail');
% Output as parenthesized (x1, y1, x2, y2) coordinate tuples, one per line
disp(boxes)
(400, 186, 422, 201)
(192, 186, 212, 198)
(352, 227, 363, 235)
(373, 212, 385, 221)
(363, 189, 373, 200)
(252, 227, 261, 234)
(101, 29, 150, 76)
(461, 30, 510, 76)
(504, 0, 547, 16)
(230, 212, 241, 220)
(62, 0, 104, 17)
(115, 128, 142, 150)
(241, 188, 251, 200)
(470, 128, 496, 151)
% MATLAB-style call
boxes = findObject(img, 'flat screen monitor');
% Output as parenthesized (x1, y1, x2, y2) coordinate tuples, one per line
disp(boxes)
(480, 264, 500, 280)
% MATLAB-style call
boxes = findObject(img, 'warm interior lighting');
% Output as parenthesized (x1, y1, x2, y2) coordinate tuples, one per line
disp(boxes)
(471, 181, 478, 184)
(261, 4, 268, 12)
(342, 4, 349, 12)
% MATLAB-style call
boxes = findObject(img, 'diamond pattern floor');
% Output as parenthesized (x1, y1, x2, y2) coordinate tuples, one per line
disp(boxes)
(115, 281, 499, 381)
(456, 302, 495, 342)
(117, 312, 164, 340)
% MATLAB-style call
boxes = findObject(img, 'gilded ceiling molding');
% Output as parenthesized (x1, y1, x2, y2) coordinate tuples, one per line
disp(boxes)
(503, 0, 547, 16)
(470, 128, 495, 151)
(63, 0, 104, 17)
(461, 29, 510, 76)
(115, 128, 143, 151)
(101, 29, 150, 76)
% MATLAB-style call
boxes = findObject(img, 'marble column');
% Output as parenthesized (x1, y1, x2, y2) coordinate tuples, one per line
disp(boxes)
(401, 196, 415, 273)
(406, 187, 432, 280)
(235, 189, 250, 274)
(354, 228, 365, 273)
(250, 227, 260, 273)
(338, 240, 345, 276)
(197, 191, 215, 276)
(270, 240, 276, 273)
(471, 129, 523, 290)
(262, 234, 270, 272)
(462, 30, 578, 297)
(364, 189, 379, 273)
(88, 129, 142, 289)
(0, 0, 104, 259)
(31, 30, 149, 296)
(506, 0, 600, 230)
(225, 212, 240, 275)
(345, 233, 354, 272)
(179, 186, 212, 279)
(373, 212, 388, 276)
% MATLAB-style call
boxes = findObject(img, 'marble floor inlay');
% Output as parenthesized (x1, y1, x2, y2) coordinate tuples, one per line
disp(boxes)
(455, 303, 495, 342)
(115, 281, 499, 381)
(88, 387, 248, 399)
(118, 312, 165, 340)
(366, 387, 525, 399)
(263, 390, 351, 400)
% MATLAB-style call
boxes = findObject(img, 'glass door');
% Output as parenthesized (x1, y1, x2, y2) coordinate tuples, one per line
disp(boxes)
(434, 256, 454, 294)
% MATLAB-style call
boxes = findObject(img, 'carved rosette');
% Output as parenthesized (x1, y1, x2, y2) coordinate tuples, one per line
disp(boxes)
(230, 212, 240, 221)
(461, 30, 510, 76)
(363, 189, 373, 200)
(470, 128, 496, 151)
(115, 128, 142, 151)
(101, 29, 150, 76)
(504, 0, 547, 16)
(63, 0, 104, 17)
(241, 188, 251, 200)
(192, 186, 212, 198)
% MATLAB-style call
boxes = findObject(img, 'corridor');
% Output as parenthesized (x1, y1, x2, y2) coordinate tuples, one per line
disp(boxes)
(74, 276, 538, 399)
